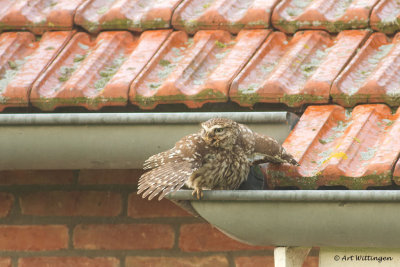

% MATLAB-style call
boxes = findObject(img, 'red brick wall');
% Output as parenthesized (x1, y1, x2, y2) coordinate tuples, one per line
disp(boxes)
(0, 170, 318, 267)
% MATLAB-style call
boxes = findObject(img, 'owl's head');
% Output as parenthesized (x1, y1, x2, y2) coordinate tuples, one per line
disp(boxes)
(200, 118, 239, 148)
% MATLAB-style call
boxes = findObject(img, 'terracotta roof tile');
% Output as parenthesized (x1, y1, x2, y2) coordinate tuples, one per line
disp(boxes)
(370, 0, 400, 34)
(0, 0, 84, 34)
(264, 104, 400, 189)
(332, 32, 400, 107)
(394, 160, 400, 184)
(130, 29, 269, 109)
(230, 30, 368, 107)
(271, 0, 379, 33)
(75, 0, 182, 33)
(0, 31, 73, 111)
(31, 30, 171, 111)
(172, 0, 280, 34)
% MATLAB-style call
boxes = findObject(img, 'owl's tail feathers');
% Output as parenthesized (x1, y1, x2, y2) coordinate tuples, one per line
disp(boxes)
(138, 162, 193, 200)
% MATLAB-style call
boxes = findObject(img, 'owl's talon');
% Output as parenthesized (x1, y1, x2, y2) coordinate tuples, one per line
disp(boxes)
(192, 188, 203, 199)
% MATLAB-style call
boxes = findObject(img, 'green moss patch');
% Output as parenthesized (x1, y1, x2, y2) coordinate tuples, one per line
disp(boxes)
(0, 57, 30, 92)
(274, 19, 369, 33)
(373, 18, 400, 34)
(57, 49, 90, 83)
(81, 18, 170, 32)
(175, 19, 267, 34)
(266, 169, 320, 189)
(0, 97, 27, 106)
(133, 88, 227, 109)
(233, 94, 261, 107)
(267, 169, 392, 190)
(331, 93, 400, 107)
(324, 172, 392, 189)
(232, 91, 326, 107)
(281, 93, 326, 107)
(33, 96, 127, 111)
(331, 93, 371, 107)
(94, 54, 126, 91)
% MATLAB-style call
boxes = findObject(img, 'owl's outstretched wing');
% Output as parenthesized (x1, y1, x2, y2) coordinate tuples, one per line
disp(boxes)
(138, 134, 203, 200)
(138, 161, 195, 200)
(251, 132, 299, 166)
(143, 150, 174, 170)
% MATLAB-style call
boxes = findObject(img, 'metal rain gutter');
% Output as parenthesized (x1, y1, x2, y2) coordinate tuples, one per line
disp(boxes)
(167, 190, 400, 248)
(0, 112, 290, 170)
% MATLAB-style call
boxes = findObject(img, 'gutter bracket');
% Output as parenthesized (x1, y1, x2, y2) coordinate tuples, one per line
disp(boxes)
(274, 247, 312, 267)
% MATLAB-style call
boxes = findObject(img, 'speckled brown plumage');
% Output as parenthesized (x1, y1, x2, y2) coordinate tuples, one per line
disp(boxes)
(138, 118, 299, 200)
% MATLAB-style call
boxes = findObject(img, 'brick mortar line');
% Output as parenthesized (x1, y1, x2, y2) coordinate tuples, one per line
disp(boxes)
(227, 250, 275, 257)
(226, 252, 235, 267)
(0, 250, 262, 258)
(11, 257, 17, 267)
(171, 224, 181, 252)
(72, 170, 80, 187)
(6, 192, 21, 220)
(120, 190, 130, 217)
(68, 226, 74, 250)
(0, 185, 138, 191)
(120, 256, 126, 267)
(0, 216, 202, 225)
(0, 250, 285, 264)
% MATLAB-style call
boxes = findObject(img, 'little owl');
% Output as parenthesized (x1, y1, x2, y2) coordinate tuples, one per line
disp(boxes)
(138, 117, 298, 200)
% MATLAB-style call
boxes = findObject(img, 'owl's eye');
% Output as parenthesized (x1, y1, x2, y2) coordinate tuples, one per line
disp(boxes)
(214, 128, 224, 133)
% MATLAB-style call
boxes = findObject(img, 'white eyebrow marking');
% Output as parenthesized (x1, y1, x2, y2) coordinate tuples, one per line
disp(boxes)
(210, 125, 222, 130)
(202, 124, 211, 131)
(209, 125, 224, 133)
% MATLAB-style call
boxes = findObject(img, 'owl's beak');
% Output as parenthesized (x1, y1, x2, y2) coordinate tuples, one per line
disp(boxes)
(203, 132, 218, 146)
(203, 135, 212, 145)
